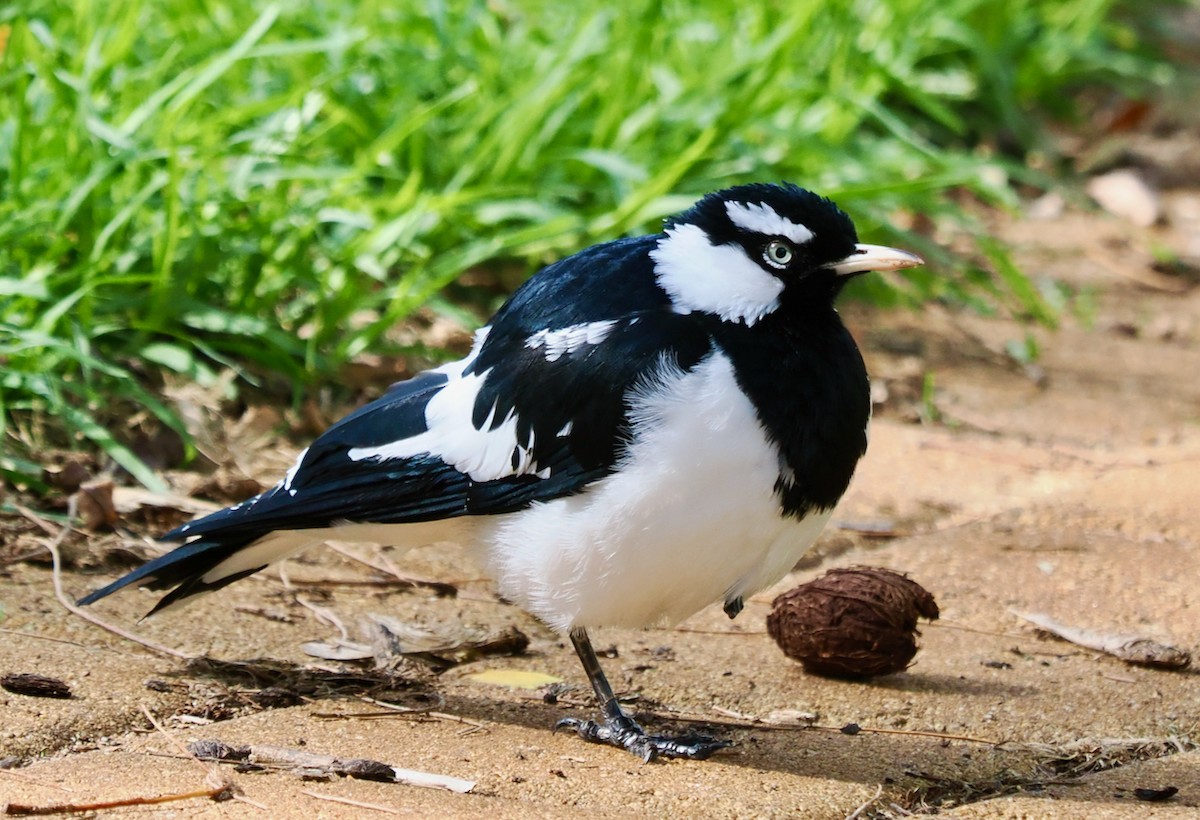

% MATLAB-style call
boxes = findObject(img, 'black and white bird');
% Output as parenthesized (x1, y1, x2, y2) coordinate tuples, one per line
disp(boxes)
(80, 182, 922, 761)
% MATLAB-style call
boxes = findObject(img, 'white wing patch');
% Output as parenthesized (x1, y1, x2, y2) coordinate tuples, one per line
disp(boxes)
(345, 325, 546, 482)
(282, 447, 308, 491)
(725, 200, 815, 245)
(525, 319, 617, 363)
(650, 223, 784, 326)
(347, 369, 539, 482)
(433, 325, 491, 378)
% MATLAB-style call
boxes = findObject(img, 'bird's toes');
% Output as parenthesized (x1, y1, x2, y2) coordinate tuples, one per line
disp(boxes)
(655, 734, 732, 761)
(554, 716, 607, 744)
(554, 714, 730, 761)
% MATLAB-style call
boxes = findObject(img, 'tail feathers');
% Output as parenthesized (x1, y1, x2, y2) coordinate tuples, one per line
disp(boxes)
(143, 563, 268, 616)
(77, 532, 263, 613)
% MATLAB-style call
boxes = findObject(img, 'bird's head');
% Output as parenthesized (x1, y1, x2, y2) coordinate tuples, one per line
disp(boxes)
(650, 182, 923, 326)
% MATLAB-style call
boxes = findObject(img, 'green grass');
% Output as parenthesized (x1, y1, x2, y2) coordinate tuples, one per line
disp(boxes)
(0, 0, 1171, 488)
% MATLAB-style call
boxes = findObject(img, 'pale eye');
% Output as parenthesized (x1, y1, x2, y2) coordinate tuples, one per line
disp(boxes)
(762, 239, 794, 269)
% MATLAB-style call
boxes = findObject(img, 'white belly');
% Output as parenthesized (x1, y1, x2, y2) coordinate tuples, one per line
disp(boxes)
(479, 351, 833, 632)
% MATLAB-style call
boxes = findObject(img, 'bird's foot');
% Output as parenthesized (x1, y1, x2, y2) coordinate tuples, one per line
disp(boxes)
(555, 713, 730, 762)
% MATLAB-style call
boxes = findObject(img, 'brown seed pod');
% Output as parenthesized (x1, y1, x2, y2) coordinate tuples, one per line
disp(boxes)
(1, 673, 73, 699)
(766, 566, 939, 678)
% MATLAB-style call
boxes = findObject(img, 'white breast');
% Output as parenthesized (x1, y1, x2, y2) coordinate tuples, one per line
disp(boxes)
(479, 351, 833, 632)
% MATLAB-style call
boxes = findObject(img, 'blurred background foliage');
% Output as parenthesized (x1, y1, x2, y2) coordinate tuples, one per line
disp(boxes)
(0, 0, 1176, 487)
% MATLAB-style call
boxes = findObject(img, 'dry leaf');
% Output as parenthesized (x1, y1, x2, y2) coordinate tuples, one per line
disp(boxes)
(1087, 169, 1161, 227)
(300, 639, 374, 662)
(301, 619, 529, 668)
(764, 709, 819, 726)
(110, 487, 220, 516)
(43, 459, 93, 493)
(1013, 610, 1191, 670)
(74, 479, 118, 530)
(465, 669, 563, 690)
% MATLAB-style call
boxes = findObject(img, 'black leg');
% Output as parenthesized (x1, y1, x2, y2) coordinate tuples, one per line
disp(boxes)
(554, 627, 731, 762)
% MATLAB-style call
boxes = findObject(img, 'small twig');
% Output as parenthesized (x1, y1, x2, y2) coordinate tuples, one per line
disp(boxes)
(300, 791, 407, 815)
(0, 629, 92, 651)
(137, 705, 274, 809)
(364, 695, 491, 735)
(39, 501, 195, 661)
(232, 604, 296, 623)
(311, 710, 429, 721)
(846, 784, 884, 820)
(928, 621, 1028, 640)
(837, 520, 904, 539)
(285, 578, 431, 588)
(192, 741, 475, 793)
(299, 598, 350, 639)
(4, 786, 232, 816)
(818, 724, 1000, 745)
(359, 693, 445, 714)
(316, 696, 492, 736)
(656, 712, 805, 733)
(279, 564, 351, 640)
(230, 792, 271, 811)
(1100, 672, 1138, 684)
(11, 504, 60, 537)
(139, 705, 219, 782)
(326, 543, 458, 596)
(652, 708, 1001, 746)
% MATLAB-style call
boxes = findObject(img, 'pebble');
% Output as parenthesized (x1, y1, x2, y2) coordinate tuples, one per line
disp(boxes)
(1087, 169, 1162, 227)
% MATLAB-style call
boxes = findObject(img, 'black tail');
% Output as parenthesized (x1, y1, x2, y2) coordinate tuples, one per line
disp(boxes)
(77, 532, 263, 615)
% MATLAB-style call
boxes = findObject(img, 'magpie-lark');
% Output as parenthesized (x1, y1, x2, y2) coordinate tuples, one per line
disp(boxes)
(80, 182, 922, 761)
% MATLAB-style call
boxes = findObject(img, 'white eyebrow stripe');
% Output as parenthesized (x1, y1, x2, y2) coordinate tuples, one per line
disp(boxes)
(725, 201, 815, 245)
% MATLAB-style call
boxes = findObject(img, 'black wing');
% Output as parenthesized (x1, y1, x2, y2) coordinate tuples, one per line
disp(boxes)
(167, 234, 713, 536)
(80, 234, 713, 608)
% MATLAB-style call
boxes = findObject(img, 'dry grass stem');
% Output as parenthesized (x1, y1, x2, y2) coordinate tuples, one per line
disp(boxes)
(4, 785, 233, 816)
(36, 501, 195, 661)
(846, 784, 885, 820)
(300, 790, 407, 815)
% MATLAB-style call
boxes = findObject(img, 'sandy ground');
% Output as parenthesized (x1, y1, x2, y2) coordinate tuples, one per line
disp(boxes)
(2, 198, 1199, 818)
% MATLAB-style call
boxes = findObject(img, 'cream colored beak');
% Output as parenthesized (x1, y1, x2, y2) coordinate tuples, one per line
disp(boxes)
(826, 243, 924, 276)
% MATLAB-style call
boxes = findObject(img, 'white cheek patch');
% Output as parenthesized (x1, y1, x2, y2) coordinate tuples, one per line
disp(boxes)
(525, 319, 617, 363)
(725, 200, 815, 245)
(650, 223, 784, 326)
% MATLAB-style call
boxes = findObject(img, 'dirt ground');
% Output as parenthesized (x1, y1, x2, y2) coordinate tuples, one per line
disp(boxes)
(2, 189, 1199, 818)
